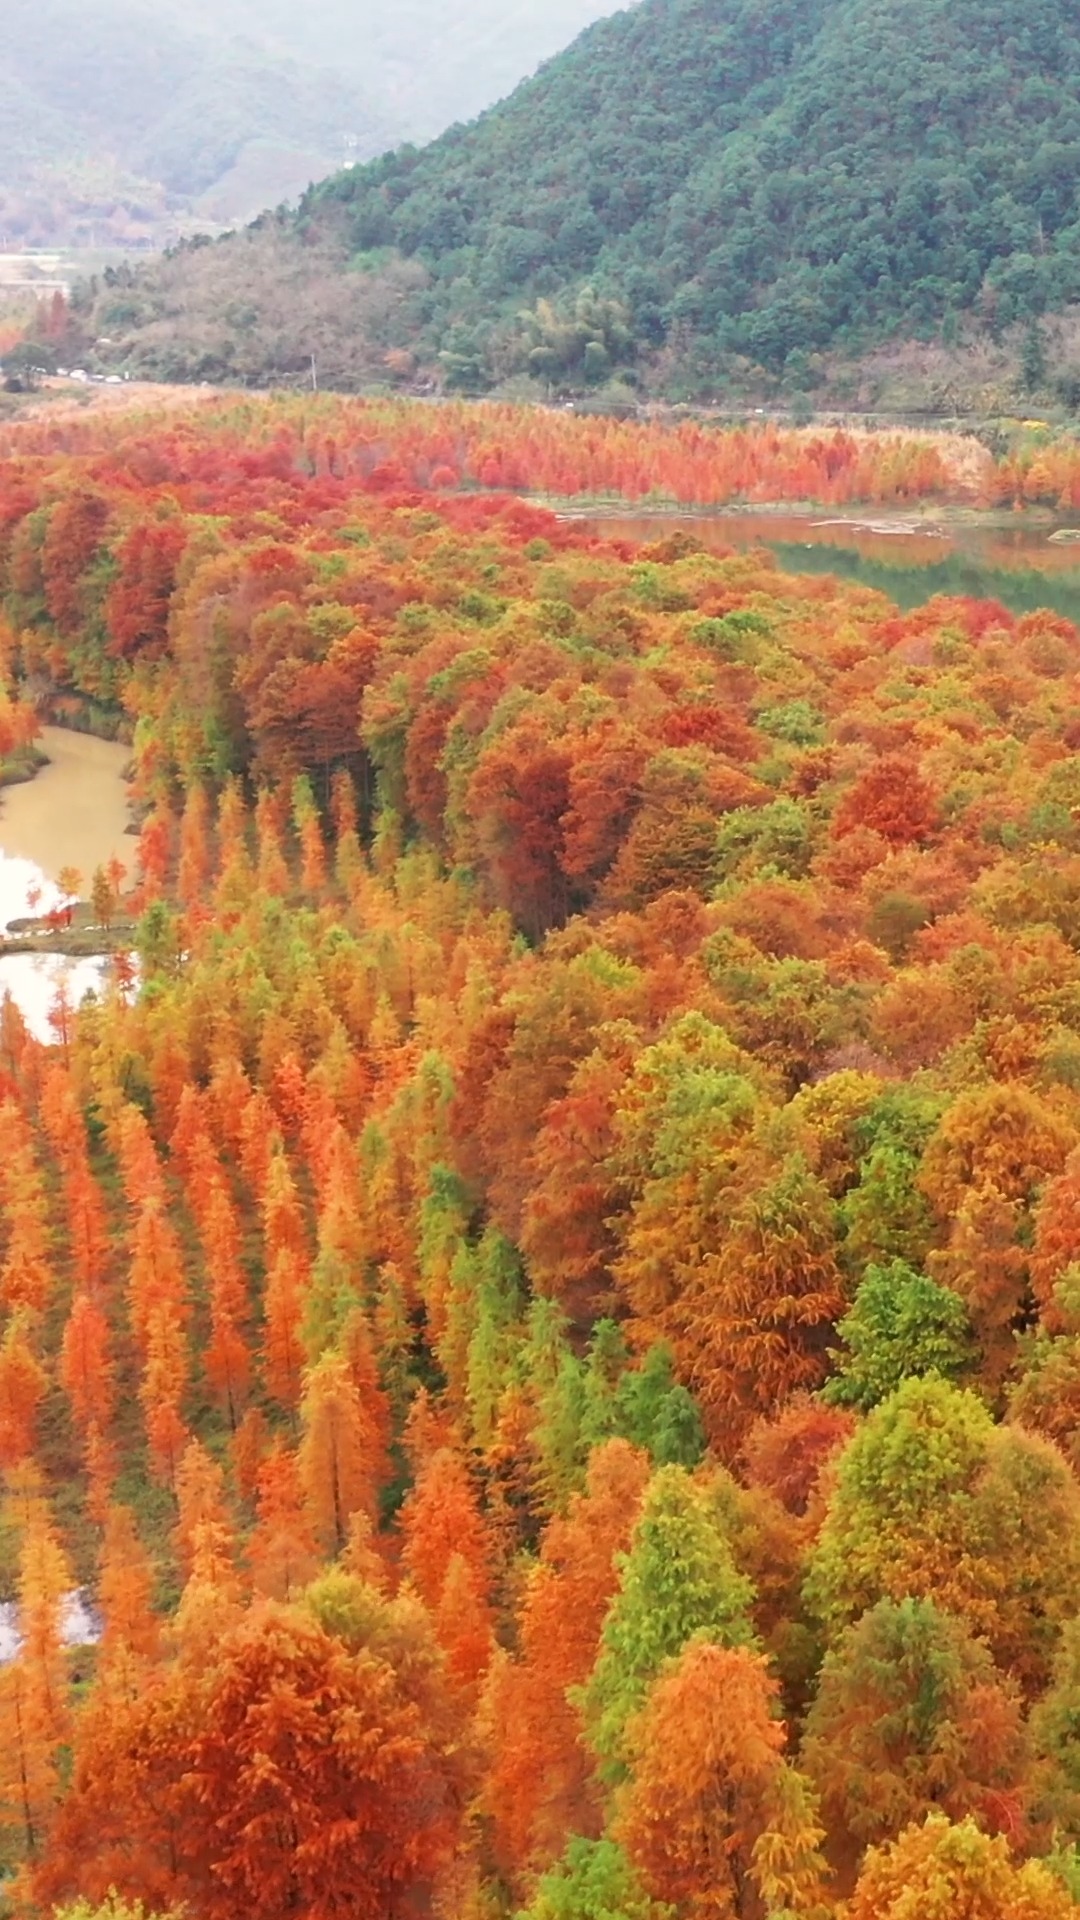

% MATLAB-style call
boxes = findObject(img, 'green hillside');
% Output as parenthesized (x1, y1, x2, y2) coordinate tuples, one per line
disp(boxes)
(85, 0, 1080, 395)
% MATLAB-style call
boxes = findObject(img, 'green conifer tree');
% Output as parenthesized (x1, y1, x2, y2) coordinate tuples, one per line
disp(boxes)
(581, 1464, 757, 1775)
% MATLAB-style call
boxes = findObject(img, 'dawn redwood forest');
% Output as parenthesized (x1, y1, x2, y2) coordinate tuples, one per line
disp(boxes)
(7, 394, 1080, 1919)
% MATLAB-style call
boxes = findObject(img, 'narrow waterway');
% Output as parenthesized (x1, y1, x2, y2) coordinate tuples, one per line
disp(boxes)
(0, 725, 132, 1039)
(0, 725, 131, 915)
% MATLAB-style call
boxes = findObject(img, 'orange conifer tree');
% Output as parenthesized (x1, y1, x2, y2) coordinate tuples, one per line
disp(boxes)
(298, 1348, 383, 1554)
(0, 1506, 72, 1867)
(616, 1641, 828, 1918)
(250, 1443, 319, 1602)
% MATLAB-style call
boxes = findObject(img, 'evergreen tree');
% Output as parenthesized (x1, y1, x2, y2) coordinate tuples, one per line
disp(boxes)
(825, 1261, 975, 1410)
(581, 1464, 756, 1774)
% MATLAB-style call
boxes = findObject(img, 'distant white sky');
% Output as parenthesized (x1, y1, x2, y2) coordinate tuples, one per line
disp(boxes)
(178, 0, 632, 138)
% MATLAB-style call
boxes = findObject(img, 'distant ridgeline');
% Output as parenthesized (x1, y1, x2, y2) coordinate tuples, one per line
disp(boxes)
(0, 0, 390, 246)
(80, 0, 1080, 393)
(0, 0, 622, 249)
(0, 0, 618, 246)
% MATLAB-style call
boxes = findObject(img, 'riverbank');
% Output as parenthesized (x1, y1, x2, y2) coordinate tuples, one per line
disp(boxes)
(0, 903, 136, 959)
(0, 725, 133, 912)
(0, 723, 133, 937)
(555, 496, 1068, 532)
(0, 741, 48, 788)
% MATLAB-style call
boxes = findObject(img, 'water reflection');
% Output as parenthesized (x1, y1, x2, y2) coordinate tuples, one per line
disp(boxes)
(0, 951, 117, 1043)
(769, 539, 1080, 624)
(0, 726, 133, 1038)
(583, 511, 1080, 624)
(0, 728, 132, 901)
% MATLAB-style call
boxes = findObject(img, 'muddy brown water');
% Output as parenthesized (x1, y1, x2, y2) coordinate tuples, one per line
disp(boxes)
(580, 509, 1080, 624)
(0, 726, 132, 1038)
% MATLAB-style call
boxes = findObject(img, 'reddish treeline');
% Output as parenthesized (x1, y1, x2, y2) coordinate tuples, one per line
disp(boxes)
(0, 393, 984, 506)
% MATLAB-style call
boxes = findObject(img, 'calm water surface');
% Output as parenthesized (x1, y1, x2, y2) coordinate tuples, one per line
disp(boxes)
(582, 510, 1080, 624)
(0, 726, 132, 1039)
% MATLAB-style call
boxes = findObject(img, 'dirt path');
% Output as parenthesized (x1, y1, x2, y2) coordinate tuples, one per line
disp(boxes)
(18, 377, 224, 422)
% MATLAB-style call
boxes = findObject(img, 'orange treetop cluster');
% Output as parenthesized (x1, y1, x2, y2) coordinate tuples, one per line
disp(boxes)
(0, 394, 989, 507)
(0, 398, 1079, 1917)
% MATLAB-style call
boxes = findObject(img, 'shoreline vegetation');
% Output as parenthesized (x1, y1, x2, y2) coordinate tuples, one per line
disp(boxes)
(0, 909, 136, 959)
(0, 720, 137, 959)
(3, 390, 1072, 511)
(0, 740, 48, 790)
(550, 495, 1077, 533)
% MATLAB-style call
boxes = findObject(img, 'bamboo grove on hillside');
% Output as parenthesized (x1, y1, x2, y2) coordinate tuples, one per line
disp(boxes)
(2, 401, 1080, 1915)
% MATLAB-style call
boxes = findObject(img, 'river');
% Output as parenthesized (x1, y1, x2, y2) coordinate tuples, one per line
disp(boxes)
(582, 509, 1080, 624)
(0, 1589, 100, 1664)
(0, 725, 132, 1039)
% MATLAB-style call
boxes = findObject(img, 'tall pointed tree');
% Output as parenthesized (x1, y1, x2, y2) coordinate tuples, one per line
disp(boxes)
(616, 1641, 828, 1920)
(582, 1464, 757, 1775)
(298, 1348, 382, 1555)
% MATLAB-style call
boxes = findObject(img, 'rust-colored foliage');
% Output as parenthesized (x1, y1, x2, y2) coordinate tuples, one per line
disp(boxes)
(40, 1603, 469, 1918)
(481, 1439, 650, 1885)
(834, 755, 939, 848)
(8, 394, 1080, 1912)
(616, 1640, 828, 1918)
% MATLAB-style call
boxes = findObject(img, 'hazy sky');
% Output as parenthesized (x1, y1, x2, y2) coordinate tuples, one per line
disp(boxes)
(174, 0, 630, 137)
(2, 0, 634, 237)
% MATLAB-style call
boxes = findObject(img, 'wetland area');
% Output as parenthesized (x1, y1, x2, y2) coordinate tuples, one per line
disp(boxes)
(2, 507, 1079, 1036)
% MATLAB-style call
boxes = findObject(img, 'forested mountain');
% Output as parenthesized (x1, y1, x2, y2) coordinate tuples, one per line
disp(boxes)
(0, 0, 620, 245)
(1, 0, 386, 244)
(85, 0, 1080, 395)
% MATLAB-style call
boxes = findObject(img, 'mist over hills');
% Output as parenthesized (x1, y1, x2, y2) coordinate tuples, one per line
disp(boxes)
(0, 0, 622, 245)
(177, 0, 636, 145)
(78, 0, 1080, 403)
